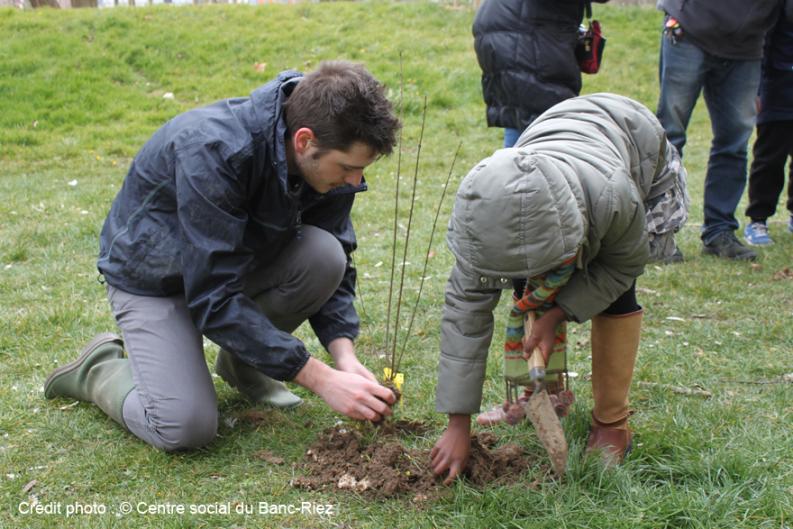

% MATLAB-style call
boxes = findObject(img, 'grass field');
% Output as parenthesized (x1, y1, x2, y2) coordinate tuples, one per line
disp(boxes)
(1, 2, 792, 528)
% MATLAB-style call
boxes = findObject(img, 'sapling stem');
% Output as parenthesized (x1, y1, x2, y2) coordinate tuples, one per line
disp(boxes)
(395, 141, 462, 371)
(384, 54, 404, 362)
(389, 96, 427, 378)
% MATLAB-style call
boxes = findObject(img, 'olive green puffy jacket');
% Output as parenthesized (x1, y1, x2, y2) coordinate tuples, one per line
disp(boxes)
(437, 93, 676, 414)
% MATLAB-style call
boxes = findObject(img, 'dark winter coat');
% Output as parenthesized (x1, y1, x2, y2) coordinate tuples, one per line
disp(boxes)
(473, 0, 607, 131)
(759, 0, 793, 123)
(97, 71, 364, 381)
(657, 0, 781, 61)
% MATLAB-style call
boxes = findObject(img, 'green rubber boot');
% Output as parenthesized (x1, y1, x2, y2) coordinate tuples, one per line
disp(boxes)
(44, 333, 135, 427)
(215, 349, 302, 409)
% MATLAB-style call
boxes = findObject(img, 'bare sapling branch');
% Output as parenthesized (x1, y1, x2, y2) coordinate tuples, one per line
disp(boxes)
(384, 54, 404, 362)
(389, 96, 428, 378)
(395, 141, 462, 371)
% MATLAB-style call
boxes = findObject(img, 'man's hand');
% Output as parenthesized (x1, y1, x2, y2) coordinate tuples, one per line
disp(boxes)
(327, 337, 377, 382)
(522, 306, 567, 363)
(430, 414, 471, 485)
(294, 357, 395, 421)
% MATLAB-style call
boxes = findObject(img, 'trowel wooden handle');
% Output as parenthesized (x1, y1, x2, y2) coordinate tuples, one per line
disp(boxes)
(524, 313, 546, 370)
(527, 346, 546, 370)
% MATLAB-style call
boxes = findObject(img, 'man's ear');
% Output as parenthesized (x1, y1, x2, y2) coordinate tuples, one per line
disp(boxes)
(292, 127, 316, 155)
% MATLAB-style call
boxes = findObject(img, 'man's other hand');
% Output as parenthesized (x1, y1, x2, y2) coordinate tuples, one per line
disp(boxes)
(294, 357, 395, 421)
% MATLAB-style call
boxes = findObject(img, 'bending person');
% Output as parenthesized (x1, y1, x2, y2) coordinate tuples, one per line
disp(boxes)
(431, 93, 688, 484)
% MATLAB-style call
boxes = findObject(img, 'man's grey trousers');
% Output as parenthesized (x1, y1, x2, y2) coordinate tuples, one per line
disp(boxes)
(107, 226, 346, 450)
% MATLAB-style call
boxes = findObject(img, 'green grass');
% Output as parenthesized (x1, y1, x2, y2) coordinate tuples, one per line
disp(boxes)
(1, 2, 792, 528)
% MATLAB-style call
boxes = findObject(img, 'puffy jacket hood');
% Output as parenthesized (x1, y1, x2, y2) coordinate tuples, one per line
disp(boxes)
(518, 93, 669, 200)
(447, 148, 585, 279)
(447, 93, 668, 282)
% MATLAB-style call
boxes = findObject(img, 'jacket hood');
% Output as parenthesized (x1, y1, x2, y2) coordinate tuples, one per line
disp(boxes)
(517, 93, 669, 200)
(447, 148, 584, 279)
(248, 70, 302, 136)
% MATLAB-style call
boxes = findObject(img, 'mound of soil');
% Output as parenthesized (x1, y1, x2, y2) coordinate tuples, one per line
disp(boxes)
(292, 420, 542, 500)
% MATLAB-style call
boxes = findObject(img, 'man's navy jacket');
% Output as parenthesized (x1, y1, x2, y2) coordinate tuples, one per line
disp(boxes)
(98, 70, 364, 381)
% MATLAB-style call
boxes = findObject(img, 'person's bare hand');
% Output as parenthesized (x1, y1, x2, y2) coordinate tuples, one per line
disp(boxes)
(328, 337, 378, 382)
(294, 357, 395, 421)
(334, 355, 378, 383)
(523, 306, 566, 363)
(430, 414, 471, 485)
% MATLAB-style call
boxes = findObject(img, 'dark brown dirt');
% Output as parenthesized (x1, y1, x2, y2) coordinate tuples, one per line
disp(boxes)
(292, 421, 542, 501)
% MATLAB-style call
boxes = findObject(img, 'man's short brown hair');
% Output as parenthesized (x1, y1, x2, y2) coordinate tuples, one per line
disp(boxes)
(284, 61, 400, 156)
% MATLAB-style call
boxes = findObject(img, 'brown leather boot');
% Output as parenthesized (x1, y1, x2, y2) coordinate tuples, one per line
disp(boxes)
(586, 309, 642, 465)
(587, 417, 633, 466)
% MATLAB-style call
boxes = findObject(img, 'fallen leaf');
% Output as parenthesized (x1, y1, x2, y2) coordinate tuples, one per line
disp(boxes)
(428, 250, 436, 259)
(162, 92, 175, 100)
(750, 263, 763, 271)
(253, 450, 284, 465)
(22, 480, 37, 494)
(253, 62, 267, 73)
(237, 409, 271, 424)
(773, 267, 793, 280)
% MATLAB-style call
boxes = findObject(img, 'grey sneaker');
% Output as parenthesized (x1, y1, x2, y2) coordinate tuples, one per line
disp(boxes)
(702, 231, 757, 261)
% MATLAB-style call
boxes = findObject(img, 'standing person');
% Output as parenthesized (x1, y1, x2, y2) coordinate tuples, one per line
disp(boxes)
(44, 61, 401, 451)
(744, 0, 793, 246)
(655, 0, 781, 261)
(430, 94, 688, 484)
(473, 0, 608, 149)
(474, 0, 618, 323)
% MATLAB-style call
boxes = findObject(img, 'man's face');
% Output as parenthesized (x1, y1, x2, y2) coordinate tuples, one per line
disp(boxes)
(292, 130, 377, 194)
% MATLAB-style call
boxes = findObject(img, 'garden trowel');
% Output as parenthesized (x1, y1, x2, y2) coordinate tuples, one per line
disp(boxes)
(521, 316, 568, 475)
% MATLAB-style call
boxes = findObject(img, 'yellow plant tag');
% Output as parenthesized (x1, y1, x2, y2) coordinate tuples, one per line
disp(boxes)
(383, 368, 405, 392)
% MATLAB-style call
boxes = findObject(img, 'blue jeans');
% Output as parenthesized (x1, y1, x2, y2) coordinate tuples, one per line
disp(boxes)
(656, 33, 761, 244)
(504, 127, 522, 148)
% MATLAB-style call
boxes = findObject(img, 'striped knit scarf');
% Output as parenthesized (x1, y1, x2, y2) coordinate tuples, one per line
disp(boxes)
(503, 254, 577, 385)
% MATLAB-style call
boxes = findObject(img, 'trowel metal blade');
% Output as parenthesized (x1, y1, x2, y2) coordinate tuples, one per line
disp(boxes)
(526, 390, 568, 475)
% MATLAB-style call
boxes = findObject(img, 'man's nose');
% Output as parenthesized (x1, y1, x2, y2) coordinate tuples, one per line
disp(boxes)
(345, 171, 364, 186)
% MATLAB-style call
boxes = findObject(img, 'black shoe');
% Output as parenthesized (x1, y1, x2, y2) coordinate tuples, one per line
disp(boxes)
(702, 231, 757, 261)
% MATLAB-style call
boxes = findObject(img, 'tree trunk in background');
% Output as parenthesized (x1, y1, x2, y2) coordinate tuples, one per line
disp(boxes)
(70, 0, 97, 6)
(29, 0, 62, 7)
